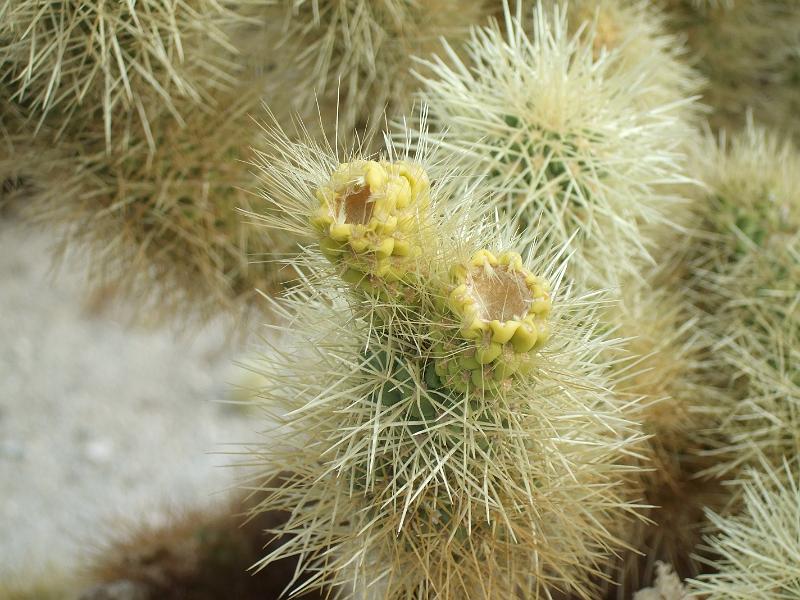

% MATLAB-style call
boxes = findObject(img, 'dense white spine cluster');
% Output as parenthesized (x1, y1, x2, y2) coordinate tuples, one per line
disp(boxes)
(688, 462, 800, 599)
(415, 3, 695, 292)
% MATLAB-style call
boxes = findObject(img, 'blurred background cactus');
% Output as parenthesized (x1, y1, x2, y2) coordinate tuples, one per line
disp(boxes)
(0, 0, 250, 147)
(679, 122, 800, 486)
(415, 3, 696, 292)
(662, 0, 800, 140)
(3, 0, 799, 598)
(687, 461, 800, 599)
(275, 0, 492, 136)
(1, 0, 290, 322)
(21, 86, 296, 321)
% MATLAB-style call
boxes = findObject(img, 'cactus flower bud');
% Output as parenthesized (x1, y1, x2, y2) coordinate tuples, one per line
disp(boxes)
(313, 160, 430, 290)
(437, 250, 551, 392)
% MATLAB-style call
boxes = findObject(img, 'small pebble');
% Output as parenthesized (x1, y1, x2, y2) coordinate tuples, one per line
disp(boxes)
(85, 439, 114, 464)
(0, 440, 24, 461)
(79, 580, 150, 600)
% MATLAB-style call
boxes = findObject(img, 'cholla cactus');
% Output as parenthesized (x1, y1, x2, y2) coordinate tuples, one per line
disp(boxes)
(1, 90, 73, 213)
(415, 3, 695, 292)
(564, 0, 704, 116)
(688, 461, 800, 599)
(247, 117, 646, 599)
(1, 94, 32, 203)
(663, 0, 800, 138)
(78, 493, 323, 600)
(683, 121, 800, 480)
(20, 86, 294, 322)
(598, 278, 725, 595)
(0, 0, 253, 148)
(613, 284, 709, 443)
(276, 0, 490, 135)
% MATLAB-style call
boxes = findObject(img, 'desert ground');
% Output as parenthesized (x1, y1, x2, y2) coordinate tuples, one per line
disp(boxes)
(0, 217, 261, 582)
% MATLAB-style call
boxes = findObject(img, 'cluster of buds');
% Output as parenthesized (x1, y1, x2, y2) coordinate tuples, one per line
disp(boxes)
(435, 250, 552, 393)
(312, 162, 553, 397)
(255, 111, 649, 595)
(311, 160, 430, 292)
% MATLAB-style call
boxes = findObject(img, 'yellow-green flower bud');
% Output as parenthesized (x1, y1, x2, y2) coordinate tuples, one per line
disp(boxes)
(436, 250, 551, 393)
(312, 160, 430, 291)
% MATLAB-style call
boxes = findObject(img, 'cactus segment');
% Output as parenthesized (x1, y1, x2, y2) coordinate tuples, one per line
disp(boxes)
(491, 116, 601, 209)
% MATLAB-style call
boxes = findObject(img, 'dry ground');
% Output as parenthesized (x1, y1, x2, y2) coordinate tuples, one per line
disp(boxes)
(0, 218, 261, 582)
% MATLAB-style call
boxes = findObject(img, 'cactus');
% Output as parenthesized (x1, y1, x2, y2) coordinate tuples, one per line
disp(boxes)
(663, 0, 800, 139)
(415, 3, 696, 292)
(1, 93, 33, 206)
(682, 121, 800, 481)
(601, 279, 725, 595)
(246, 117, 647, 599)
(1, 88, 76, 214)
(81, 493, 325, 600)
(0, 1, 308, 323)
(0, 1, 261, 149)
(274, 0, 491, 136)
(18, 85, 295, 322)
(564, 0, 705, 117)
(3, 0, 799, 596)
(687, 461, 800, 599)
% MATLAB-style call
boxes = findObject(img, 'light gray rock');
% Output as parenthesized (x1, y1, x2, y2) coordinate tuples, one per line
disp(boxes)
(79, 580, 150, 600)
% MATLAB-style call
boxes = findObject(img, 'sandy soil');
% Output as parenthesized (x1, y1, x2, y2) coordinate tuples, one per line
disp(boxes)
(0, 219, 261, 580)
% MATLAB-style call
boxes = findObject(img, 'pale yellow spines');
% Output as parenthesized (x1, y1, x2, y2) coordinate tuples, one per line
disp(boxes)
(249, 116, 648, 599)
(681, 122, 800, 481)
(311, 159, 430, 289)
(0, 0, 255, 150)
(435, 250, 551, 392)
(567, 0, 705, 116)
(687, 461, 800, 599)
(414, 2, 696, 293)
